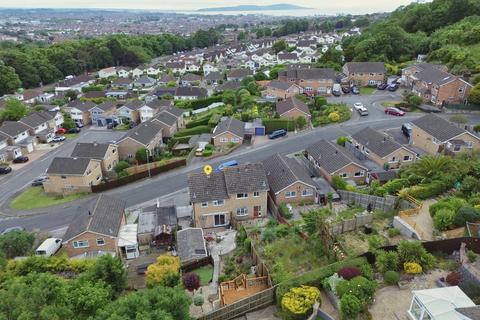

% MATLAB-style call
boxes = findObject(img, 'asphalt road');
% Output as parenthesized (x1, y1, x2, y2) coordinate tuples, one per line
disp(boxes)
(1, 91, 479, 233)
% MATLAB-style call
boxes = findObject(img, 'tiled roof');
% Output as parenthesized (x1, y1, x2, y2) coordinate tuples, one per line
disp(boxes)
(213, 117, 244, 138)
(227, 68, 253, 79)
(411, 114, 465, 142)
(122, 100, 144, 110)
(0, 121, 30, 137)
(19, 112, 51, 128)
(94, 101, 116, 111)
(174, 86, 207, 97)
(63, 194, 126, 242)
(409, 63, 460, 86)
(71, 142, 113, 160)
(47, 157, 97, 175)
(160, 105, 184, 117)
(154, 112, 177, 127)
(351, 127, 403, 158)
(262, 153, 315, 193)
(455, 306, 480, 319)
(276, 97, 311, 117)
(306, 139, 364, 174)
(267, 80, 291, 90)
(279, 68, 336, 80)
(176, 228, 207, 263)
(223, 163, 269, 194)
(188, 171, 229, 203)
(182, 73, 202, 81)
(68, 101, 97, 112)
(344, 62, 385, 74)
(120, 121, 163, 146)
(205, 72, 223, 81)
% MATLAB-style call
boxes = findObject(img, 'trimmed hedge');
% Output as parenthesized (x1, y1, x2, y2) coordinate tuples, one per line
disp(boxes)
(275, 257, 367, 304)
(263, 118, 296, 134)
(186, 115, 211, 128)
(174, 126, 211, 138)
(185, 96, 222, 110)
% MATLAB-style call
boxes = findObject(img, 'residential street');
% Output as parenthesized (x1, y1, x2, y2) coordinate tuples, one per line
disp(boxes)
(1, 92, 479, 234)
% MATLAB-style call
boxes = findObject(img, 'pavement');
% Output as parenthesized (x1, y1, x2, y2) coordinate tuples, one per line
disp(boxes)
(1, 91, 480, 233)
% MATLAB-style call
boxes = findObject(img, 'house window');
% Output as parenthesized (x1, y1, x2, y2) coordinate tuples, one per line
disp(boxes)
(465, 141, 473, 148)
(403, 155, 412, 161)
(201, 202, 208, 208)
(73, 240, 89, 248)
(339, 172, 348, 178)
(253, 191, 260, 197)
(214, 214, 226, 226)
(236, 207, 248, 216)
(236, 193, 248, 199)
(453, 144, 462, 152)
(458, 87, 464, 93)
(302, 189, 313, 197)
(354, 171, 365, 177)
(213, 200, 224, 206)
(285, 191, 296, 198)
(389, 156, 397, 163)
(61, 175, 67, 179)
(220, 137, 228, 143)
(96, 238, 105, 246)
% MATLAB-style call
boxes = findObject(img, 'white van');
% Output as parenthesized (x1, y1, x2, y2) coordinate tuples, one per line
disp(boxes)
(35, 238, 62, 256)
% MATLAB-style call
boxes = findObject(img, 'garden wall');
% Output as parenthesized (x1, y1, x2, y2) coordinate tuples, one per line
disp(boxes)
(337, 190, 397, 212)
(393, 216, 421, 240)
(329, 213, 373, 236)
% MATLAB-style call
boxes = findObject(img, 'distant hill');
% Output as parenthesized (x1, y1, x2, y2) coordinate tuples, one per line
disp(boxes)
(197, 4, 310, 12)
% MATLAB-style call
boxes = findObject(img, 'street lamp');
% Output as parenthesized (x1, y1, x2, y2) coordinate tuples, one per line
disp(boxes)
(146, 149, 151, 178)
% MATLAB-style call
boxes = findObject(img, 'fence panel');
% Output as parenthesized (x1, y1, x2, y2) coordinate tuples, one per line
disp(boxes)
(337, 190, 398, 212)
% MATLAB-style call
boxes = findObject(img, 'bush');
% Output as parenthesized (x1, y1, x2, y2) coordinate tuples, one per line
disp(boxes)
(114, 160, 130, 174)
(183, 272, 200, 292)
(336, 136, 349, 147)
(383, 179, 410, 195)
(397, 240, 436, 270)
(433, 208, 456, 230)
(331, 175, 348, 190)
(341, 294, 362, 319)
(430, 197, 467, 217)
(446, 271, 461, 286)
(375, 250, 399, 273)
(384, 271, 400, 285)
(279, 204, 293, 219)
(360, 264, 374, 281)
(184, 96, 222, 110)
(174, 125, 211, 137)
(404, 262, 422, 274)
(454, 206, 480, 227)
(388, 228, 400, 237)
(338, 266, 362, 280)
(263, 118, 296, 133)
(335, 276, 377, 303)
(281, 285, 321, 320)
(407, 95, 423, 106)
(328, 111, 340, 122)
(146, 255, 181, 287)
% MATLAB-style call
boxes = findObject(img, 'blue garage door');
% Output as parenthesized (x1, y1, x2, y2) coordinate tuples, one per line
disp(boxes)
(255, 127, 265, 136)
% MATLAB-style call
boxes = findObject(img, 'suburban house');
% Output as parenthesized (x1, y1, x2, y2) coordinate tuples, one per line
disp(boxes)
(146, 66, 161, 76)
(276, 96, 311, 121)
(342, 62, 385, 86)
(265, 80, 303, 100)
(176, 228, 208, 265)
(116, 67, 131, 78)
(158, 74, 177, 86)
(89, 101, 117, 126)
(19, 112, 55, 143)
(305, 139, 369, 184)
(166, 61, 186, 74)
(112, 78, 133, 90)
(137, 204, 177, 245)
(205, 72, 224, 85)
(55, 75, 95, 93)
(262, 153, 317, 205)
(181, 73, 202, 86)
(116, 100, 143, 124)
(151, 112, 179, 139)
(98, 67, 117, 79)
(227, 68, 253, 81)
(0, 121, 34, 154)
(278, 68, 336, 95)
(44, 157, 103, 195)
(410, 113, 480, 155)
(277, 52, 299, 63)
(174, 86, 207, 100)
(158, 104, 185, 129)
(42, 110, 64, 131)
(350, 127, 417, 169)
(203, 63, 219, 75)
(188, 163, 269, 230)
(402, 63, 473, 107)
(133, 75, 156, 88)
(132, 67, 145, 78)
(62, 195, 126, 258)
(212, 118, 245, 147)
(0, 135, 9, 162)
(116, 121, 163, 159)
(67, 101, 96, 126)
(71, 142, 119, 174)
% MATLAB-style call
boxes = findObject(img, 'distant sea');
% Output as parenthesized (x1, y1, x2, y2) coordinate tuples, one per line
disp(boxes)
(177, 9, 331, 17)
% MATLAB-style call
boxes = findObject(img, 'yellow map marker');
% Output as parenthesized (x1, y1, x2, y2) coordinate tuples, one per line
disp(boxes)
(203, 165, 213, 175)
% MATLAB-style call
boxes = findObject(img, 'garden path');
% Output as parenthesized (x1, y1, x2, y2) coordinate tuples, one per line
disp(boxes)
(410, 199, 436, 241)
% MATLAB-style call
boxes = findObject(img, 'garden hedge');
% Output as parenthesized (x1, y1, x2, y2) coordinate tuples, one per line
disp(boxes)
(275, 257, 367, 304)
(174, 126, 211, 137)
(185, 96, 222, 110)
(186, 115, 211, 128)
(263, 119, 296, 133)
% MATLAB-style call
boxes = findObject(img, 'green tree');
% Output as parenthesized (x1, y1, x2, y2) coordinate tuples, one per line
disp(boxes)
(469, 84, 480, 105)
(135, 147, 149, 164)
(68, 279, 112, 318)
(237, 31, 247, 41)
(65, 90, 78, 101)
(114, 161, 130, 174)
(84, 255, 127, 296)
(0, 230, 35, 259)
(0, 62, 21, 95)
(296, 116, 307, 129)
(302, 209, 329, 237)
(62, 112, 76, 130)
(0, 99, 28, 122)
(272, 40, 287, 54)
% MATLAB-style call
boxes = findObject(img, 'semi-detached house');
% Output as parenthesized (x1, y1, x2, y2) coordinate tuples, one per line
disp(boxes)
(71, 142, 119, 174)
(278, 68, 336, 95)
(212, 118, 245, 147)
(188, 163, 269, 230)
(116, 121, 163, 159)
(342, 62, 385, 87)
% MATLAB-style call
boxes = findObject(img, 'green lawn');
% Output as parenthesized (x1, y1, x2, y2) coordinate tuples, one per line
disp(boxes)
(381, 101, 401, 108)
(10, 187, 89, 210)
(193, 265, 214, 285)
(64, 133, 78, 139)
(360, 87, 377, 95)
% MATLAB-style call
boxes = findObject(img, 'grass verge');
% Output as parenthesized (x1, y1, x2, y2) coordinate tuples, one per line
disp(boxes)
(360, 87, 376, 95)
(10, 186, 89, 210)
(64, 133, 78, 139)
(193, 265, 214, 285)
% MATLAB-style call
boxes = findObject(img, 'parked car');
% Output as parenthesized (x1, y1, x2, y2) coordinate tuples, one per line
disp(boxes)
(75, 122, 84, 128)
(353, 103, 369, 116)
(351, 86, 360, 94)
(332, 84, 342, 96)
(68, 127, 80, 134)
(52, 136, 66, 143)
(377, 83, 388, 90)
(387, 84, 399, 91)
(1, 226, 25, 235)
(0, 166, 12, 174)
(402, 123, 413, 138)
(55, 128, 66, 134)
(215, 160, 239, 172)
(13, 156, 29, 163)
(268, 129, 287, 140)
(32, 175, 48, 186)
(341, 86, 351, 94)
(35, 238, 62, 256)
(385, 107, 405, 116)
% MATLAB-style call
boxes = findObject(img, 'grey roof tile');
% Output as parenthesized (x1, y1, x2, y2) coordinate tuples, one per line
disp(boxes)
(411, 114, 465, 142)
(120, 121, 163, 146)
(71, 142, 113, 159)
(213, 117, 244, 138)
(47, 157, 97, 175)
(351, 127, 403, 158)
(276, 97, 311, 117)
(0, 121, 31, 137)
(279, 68, 336, 80)
(188, 171, 229, 203)
(344, 62, 385, 74)
(223, 163, 269, 194)
(176, 228, 207, 263)
(306, 139, 365, 174)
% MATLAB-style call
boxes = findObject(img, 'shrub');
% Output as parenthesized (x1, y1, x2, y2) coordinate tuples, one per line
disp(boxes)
(404, 262, 422, 274)
(375, 250, 399, 273)
(281, 285, 321, 319)
(407, 95, 423, 106)
(383, 178, 410, 195)
(384, 271, 400, 285)
(397, 240, 436, 270)
(263, 118, 296, 133)
(338, 266, 362, 280)
(433, 208, 456, 230)
(114, 160, 130, 174)
(328, 111, 340, 122)
(174, 125, 211, 137)
(183, 272, 200, 292)
(446, 271, 461, 286)
(336, 136, 349, 147)
(331, 175, 348, 190)
(279, 203, 293, 219)
(388, 228, 400, 237)
(275, 224, 290, 238)
(368, 235, 385, 251)
(146, 255, 181, 287)
(193, 295, 204, 308)
(341, 294, 362, 319)
(467, 250, 477, 262)
(335, 276, 377, 303)
(360, 264, 374, 281)
(454, 206, 480, 227)
(202, 149, 213, 157)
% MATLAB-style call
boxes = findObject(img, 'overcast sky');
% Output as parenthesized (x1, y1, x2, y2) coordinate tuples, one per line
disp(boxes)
(0, 1, 415, 14)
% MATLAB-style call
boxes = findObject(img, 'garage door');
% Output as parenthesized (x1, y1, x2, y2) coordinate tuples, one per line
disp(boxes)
(255, 127, 265, 136)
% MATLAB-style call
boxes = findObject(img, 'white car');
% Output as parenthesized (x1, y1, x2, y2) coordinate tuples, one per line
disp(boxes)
(51, 136, 66, 143)
(353, 102, 369, 116)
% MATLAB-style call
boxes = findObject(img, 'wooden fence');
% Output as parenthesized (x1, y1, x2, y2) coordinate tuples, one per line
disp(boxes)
(329, 213, 373, 236)
(337, 190, 397, 212)
(91, 159, 186, 192)
(181, 255, 213, 273)
(197, 285, 277, 320)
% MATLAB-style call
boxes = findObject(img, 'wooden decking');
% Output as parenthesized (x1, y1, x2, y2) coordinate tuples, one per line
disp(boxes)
(219, 274, 270, 305)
